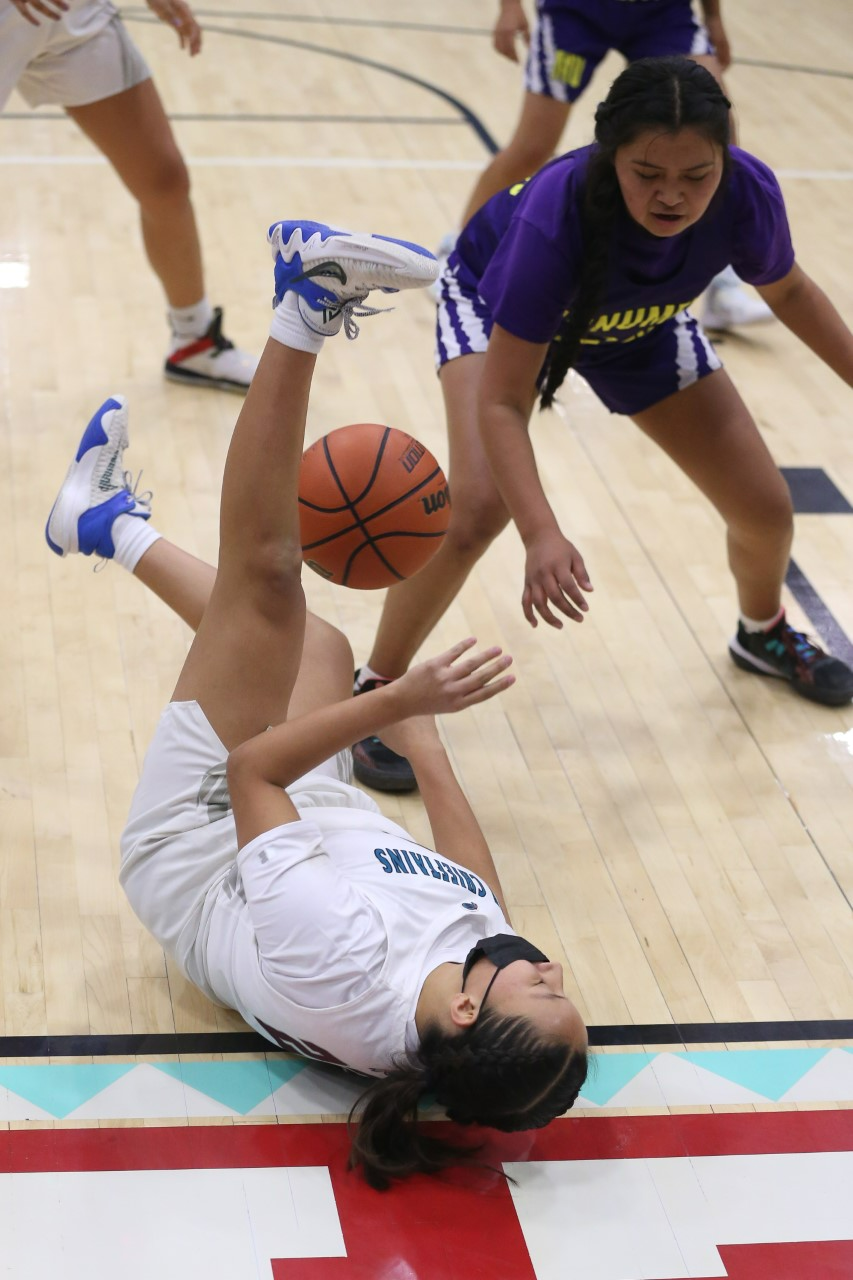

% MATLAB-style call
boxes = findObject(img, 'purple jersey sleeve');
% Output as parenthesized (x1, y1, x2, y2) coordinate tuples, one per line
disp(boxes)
(727, 150, 796, 286)
(477, 152, 589, 345)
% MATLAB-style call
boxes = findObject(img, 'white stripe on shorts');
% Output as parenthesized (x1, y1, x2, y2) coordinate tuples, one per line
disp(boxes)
(435, 269, 491, 368)
(674, 309, 699, 390)
(690, 22, 714, 56)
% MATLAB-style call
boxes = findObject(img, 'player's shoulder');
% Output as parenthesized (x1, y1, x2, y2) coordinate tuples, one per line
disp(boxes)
(728, 145, 783, 192)
(513, 145, 595, 223)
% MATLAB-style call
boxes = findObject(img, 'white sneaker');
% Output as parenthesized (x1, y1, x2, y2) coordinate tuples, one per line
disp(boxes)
(268, 220, 439, 338)
(46, 396, 151, 559)
(165, 306, 258, 393)
(702, 266, 775, 331)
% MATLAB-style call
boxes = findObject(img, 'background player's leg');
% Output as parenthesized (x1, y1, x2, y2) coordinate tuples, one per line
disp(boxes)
(67, 78, 203, 309)
(133, 539, 353, 715)
(67, 78, 256, 387)
(460, 92, 571, 228)
(170, 338, 314, 747)
(631, 369, 792, 620)
(363, 354, 511, 681)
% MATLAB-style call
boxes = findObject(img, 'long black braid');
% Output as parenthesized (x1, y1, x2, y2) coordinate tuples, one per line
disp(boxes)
(348, 1008, 588, 1190)
(539, 55, 732, 410)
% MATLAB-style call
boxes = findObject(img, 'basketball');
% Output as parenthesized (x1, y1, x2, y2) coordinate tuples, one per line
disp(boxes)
(298, 423, 451, 589)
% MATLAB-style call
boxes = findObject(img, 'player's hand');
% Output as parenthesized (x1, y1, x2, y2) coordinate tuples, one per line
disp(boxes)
(392, 639, 515, 718)
(7, 0, 68, 25)
(522, 529, 593, 628)
(493, 0, 530, 62)
(705, 16, 731, 71)
(145, 0, 202, 55)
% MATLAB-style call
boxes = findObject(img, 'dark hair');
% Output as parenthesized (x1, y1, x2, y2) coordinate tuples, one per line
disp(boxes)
(348, 1008, 588, 1190)
(539, 55, 732, 410)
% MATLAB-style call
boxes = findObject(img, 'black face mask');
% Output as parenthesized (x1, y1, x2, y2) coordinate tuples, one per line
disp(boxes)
(461, 934, 550, 1006)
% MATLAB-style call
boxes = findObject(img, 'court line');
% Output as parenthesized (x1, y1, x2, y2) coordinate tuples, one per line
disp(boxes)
(0, 1020, 850, 1057)
(122, 6, 853, 82)
(1, 155, 851, 180)
(125, 14, 501, 154)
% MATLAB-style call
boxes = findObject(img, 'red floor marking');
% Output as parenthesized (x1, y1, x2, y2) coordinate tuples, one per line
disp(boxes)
(270, 1160, 536, 1280)
(3, 1112, 852, 1280)
(671, 1241, 853, 1280)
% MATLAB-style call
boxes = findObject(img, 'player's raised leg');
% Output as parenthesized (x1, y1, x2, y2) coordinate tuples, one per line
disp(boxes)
(47, 221, 438, 749)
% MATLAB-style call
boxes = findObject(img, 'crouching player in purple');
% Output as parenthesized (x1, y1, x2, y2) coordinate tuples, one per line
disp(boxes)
(353, 56, 853, 792)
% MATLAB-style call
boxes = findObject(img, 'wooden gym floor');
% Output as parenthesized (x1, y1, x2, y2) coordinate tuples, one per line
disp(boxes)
(0, 2, 851, 1275)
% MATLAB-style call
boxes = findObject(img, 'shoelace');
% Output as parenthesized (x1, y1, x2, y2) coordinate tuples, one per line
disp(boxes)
(92, 469, 154, 573)
(327, 294, 394, 340)
(785, 627, 824, 665)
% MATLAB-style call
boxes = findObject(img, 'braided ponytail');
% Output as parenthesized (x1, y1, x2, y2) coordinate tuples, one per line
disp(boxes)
(349, 1010, 588, 1190)
(539, 55, 732, 410)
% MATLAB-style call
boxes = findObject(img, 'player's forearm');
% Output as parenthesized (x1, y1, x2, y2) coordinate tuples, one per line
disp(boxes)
(764, 270, 853, 389)
(481, 398, 561, 547)
(699, 0, 722, 19)
(409, 741, 510, 918)
(232, 685, 404, 791)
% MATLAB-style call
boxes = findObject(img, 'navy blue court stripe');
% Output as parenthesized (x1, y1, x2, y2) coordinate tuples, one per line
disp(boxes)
(781, 467, 853, 514)
(786, 558, 853, 666)
(126, 15, 501, 155)
(0, 1021, 850, 1057)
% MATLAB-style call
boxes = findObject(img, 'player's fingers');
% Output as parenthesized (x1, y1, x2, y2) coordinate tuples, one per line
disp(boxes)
(440, 637, 478, 668)
(456, 651, 513, 693)
(463, 670, 516, 705)
(556, 572, 589, 614)
(454, 645, 505, 679)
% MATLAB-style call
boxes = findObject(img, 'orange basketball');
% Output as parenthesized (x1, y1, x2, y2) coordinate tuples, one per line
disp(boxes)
(298, 423, 451, 589)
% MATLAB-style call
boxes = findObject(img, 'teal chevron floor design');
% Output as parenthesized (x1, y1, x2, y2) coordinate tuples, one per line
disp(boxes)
(0, 1047, 851, 1121)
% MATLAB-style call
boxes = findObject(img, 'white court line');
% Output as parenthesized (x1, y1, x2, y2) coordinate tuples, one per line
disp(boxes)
(0, 155, 483, 169)
(0, 154, 850, 177)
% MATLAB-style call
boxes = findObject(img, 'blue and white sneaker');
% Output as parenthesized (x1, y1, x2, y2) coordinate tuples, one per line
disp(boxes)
(268, 220, 439, 338)
(46, 396, 151, 560)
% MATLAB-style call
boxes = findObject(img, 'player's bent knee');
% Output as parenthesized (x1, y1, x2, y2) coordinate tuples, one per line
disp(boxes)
(445, 496, 510, 557)
(238, 541, 305, 606)
(139, 151, 192, 212)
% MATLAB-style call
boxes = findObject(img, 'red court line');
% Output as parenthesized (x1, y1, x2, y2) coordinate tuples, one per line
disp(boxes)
(3, 1108, 852, 1173)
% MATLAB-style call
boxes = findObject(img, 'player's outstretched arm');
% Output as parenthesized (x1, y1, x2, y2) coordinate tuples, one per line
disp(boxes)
(227, 640, 515, 849)
(376, 716, 511, 918)
(479, 325, 594, 629)
(758, 264, 853, 389)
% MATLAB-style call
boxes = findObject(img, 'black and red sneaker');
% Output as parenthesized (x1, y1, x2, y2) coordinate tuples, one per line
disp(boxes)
(729, 612, 853, 706)
(165, 307, 257, 393)
(352, 671, 417, 793)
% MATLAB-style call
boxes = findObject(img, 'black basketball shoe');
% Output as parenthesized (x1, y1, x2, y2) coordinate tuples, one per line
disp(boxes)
(352, 671, 417, 793)
(729, 612, 853, 706)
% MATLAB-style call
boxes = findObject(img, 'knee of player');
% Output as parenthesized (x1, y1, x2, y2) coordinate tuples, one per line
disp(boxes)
(445, 492, 509, 556)
(501, 134, 556, 177)
(730, 482, 794, 541)
(240, 537, 305, 601)
(138, 149, 192, 212)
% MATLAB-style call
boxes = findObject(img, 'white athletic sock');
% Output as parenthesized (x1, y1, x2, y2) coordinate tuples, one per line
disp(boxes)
(354, 663, 392, 691)
(112, 514, 162, 573)
(168, 298, 214, 341)
(740, 606, 784, 634)
(269, 292, 325, 354)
